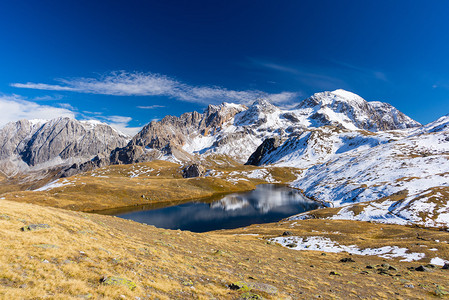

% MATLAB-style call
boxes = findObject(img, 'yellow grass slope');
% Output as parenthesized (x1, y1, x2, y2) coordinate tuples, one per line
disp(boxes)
(1, 199, 449, 299)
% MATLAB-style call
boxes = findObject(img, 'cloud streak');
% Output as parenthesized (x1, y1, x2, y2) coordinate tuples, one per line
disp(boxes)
(137, 105, 165, 109)
(11, 71, 298, 105)
(250, 58, 347, 90)
(330, 60, 388, 82)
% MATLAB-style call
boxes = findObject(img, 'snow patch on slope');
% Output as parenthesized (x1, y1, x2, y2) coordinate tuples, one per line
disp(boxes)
(271, 236, 425, 262)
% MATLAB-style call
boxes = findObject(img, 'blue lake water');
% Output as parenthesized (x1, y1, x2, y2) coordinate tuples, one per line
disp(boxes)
(104, 184, 320, 232)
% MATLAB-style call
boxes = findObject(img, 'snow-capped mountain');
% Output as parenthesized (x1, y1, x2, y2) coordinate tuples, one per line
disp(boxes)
(294, 89, 420, 131)
(0, 117, 129, 176)
(109, 89, 421, 165)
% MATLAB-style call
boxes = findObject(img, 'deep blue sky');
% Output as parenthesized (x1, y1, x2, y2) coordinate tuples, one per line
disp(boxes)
(1, 0, 448, 134)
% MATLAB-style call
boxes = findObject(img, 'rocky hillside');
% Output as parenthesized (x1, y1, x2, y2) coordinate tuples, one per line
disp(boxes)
(0, 118, 129, 176)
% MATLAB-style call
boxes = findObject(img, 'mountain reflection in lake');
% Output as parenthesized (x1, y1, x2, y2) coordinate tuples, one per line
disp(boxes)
(114, 184, 320, 232)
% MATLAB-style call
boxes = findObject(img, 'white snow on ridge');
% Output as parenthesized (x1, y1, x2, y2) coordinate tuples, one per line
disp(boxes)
(330, 89, 366, 105)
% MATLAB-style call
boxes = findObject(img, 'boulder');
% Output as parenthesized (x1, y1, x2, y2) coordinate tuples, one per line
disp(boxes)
(20, 224, 50, 231)
(182, 164, 206, 178)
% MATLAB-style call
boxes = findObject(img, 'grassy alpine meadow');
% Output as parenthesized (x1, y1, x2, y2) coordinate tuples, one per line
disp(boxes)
(0, 160, 300, 212)
(0, 199, 449, 299)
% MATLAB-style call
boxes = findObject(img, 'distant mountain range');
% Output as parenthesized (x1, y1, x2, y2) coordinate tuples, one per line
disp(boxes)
(1, 89, 448, 227)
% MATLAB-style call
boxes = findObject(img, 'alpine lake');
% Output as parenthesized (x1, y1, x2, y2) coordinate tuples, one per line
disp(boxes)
(97, 184, 321, 232)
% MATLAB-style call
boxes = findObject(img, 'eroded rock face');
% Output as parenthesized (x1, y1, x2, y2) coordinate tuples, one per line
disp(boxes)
(182, 164, 206, 178)
(132, 103, 246, 150)
(21, 118, 128, 166)
(0, 118, 129, 176)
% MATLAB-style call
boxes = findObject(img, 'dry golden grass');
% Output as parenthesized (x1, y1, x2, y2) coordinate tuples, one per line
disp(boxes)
(0, 161, 299, 212)
(0, 199, 448, 299)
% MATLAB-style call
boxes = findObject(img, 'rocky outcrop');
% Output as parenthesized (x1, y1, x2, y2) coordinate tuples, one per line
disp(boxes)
(132, 103, 246, 149)
(182, 164, 206, 178)
(246, 137, 282, 166)
(20, 118, 128, 166)
(58, 155, 110, 178)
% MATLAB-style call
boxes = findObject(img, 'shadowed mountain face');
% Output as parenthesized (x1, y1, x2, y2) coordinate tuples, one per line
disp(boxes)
(0, 118, 129, 176)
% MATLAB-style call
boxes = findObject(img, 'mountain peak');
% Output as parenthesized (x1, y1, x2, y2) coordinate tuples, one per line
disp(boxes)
(330, 89, 366, 104)
(304, 89, 367, 108)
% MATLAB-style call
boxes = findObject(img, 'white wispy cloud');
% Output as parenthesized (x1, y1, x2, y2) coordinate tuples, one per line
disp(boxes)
(57, 103, 76, 110)
(137, 104, 165, 109)
(330, 60, 388, 82)
(0, 95, 75, 128)
(250, 60, 300, 74)
(11, 71, 298, 105)
(250, 58, 347, 90)
(32, 94, 64, 101)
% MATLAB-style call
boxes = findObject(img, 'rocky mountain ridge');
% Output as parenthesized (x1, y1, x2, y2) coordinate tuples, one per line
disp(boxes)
(0, 117, 129, 176)
(105, 89, 421, 166)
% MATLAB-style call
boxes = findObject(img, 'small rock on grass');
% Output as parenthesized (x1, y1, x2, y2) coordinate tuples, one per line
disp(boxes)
(388, 265, 398, 271)
(20, 224, 50, 231)
(228, 281, 278, 295)
(282, 231, 293, 236)
(414, 265, 430, 272)
(340, 257, 355, 263)
(182, 280, 194, 286)
(329, 271, 341, 276)
(100, 276, 137, 291)
(434, 285, 449, 296)
(33, 244, 59, 249)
